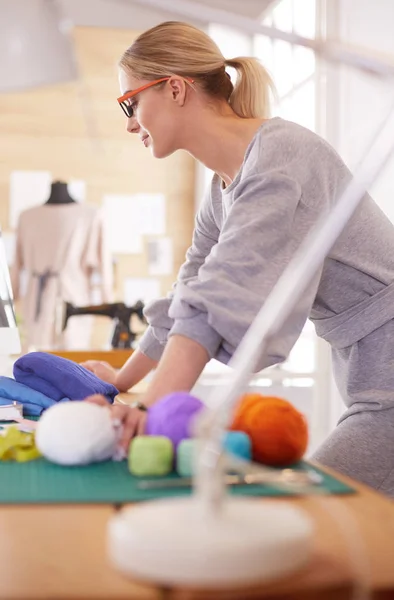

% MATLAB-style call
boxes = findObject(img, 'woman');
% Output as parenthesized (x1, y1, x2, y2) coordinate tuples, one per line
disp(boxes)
(84, 21, 394, 496)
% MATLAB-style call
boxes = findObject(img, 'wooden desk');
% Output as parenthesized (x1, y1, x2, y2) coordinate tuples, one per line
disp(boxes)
(0, 469, 393, 599)
(0, 506, 159, 600)
(47, 349, 133, 369)
(0, 379, 390, 596)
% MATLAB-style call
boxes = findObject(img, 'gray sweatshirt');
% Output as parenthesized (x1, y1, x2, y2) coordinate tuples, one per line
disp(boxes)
(139, 117, 394, 413)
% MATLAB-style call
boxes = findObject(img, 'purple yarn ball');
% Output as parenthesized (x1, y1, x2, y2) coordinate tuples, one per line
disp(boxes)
(146, 392, 204, 447)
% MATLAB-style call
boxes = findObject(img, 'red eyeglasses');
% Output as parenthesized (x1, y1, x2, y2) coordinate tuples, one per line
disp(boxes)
(117, 76, 194, 118)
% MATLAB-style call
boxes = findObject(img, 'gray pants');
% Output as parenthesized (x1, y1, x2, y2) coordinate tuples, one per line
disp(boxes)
(312, 407, 394, 497)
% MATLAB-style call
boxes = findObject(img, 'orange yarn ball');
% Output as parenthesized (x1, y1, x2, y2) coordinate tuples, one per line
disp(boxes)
(230, 394, 308, 466)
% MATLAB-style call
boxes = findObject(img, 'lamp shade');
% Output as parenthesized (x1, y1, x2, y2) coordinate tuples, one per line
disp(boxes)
(0, 0, 77, 92)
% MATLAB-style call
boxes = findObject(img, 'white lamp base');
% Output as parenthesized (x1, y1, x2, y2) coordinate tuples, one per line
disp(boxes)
(108, 496, 313, 588)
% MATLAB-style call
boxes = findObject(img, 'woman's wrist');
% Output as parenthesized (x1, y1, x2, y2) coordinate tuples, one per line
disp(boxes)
(114, 372, 131, 393)
(115, 349, 158, 393)
(138, 335, 209, 407)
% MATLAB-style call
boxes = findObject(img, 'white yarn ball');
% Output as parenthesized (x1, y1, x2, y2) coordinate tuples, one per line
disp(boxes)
(36, 402, 119, 466)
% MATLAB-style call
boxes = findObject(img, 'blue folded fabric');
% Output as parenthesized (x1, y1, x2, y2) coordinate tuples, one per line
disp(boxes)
(0, 377, 58, 416)
(13, 352, 119, 404)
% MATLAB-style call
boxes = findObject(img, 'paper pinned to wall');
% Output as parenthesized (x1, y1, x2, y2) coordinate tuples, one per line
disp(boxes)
(9, 170, 52, 229)
(132, 193, 166, 235)
(68, 179, 86, 202)
(102, 193, 166, 254)
(148, 238, 174, 276)
(124, 277, 161, 306)
(102, 195, 143, 254)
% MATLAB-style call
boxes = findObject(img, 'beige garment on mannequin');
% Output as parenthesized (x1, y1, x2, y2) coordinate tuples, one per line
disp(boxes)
(11, 203, 113, 351)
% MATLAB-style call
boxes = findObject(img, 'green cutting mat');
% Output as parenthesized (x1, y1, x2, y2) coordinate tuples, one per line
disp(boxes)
(0, 458, 355, 504)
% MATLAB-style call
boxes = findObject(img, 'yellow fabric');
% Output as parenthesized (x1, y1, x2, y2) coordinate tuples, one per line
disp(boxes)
(0, 427, 41, 462)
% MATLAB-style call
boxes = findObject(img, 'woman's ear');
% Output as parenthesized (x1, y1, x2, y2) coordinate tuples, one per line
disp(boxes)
(167, 76, 187, 107)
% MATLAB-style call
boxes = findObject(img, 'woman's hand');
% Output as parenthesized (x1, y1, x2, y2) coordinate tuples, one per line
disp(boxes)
(85, 394, 147, 452)
(80, 361, 118, 387)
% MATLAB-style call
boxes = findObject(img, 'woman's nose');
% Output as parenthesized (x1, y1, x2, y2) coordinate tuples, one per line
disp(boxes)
(126, 116, 140, 134)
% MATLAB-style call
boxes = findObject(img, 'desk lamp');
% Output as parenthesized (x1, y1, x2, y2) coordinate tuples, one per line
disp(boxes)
(0, 0, 77, 92)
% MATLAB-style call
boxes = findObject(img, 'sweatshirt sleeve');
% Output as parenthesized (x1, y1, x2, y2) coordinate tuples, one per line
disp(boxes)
(168, 172, 323, 370)
(138, 190, 220, 361)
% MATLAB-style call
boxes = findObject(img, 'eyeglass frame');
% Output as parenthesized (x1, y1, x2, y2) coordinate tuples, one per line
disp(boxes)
(117, 76, 195, 118)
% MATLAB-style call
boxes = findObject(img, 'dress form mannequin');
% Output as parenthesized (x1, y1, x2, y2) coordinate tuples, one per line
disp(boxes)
(12, 181, 113, 350)
(45, 181, 76, 205)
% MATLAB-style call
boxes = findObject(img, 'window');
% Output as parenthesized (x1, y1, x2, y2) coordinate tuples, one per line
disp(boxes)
(255, 0, 317, 130)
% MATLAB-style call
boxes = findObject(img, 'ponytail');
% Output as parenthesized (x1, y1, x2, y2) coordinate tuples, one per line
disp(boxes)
(225, 56, 275, 119)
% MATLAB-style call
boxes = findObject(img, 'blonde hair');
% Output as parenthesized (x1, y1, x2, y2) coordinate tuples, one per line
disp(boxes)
(119, 21, 275, 119)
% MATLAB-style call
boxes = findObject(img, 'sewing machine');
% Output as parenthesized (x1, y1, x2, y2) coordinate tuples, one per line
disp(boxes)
(62, 301, 146, 349)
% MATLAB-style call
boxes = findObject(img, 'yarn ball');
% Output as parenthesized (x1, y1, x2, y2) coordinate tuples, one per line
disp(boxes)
(128, 436, 173, 477)
(230, 394, 308, 466)
(176, 432, 252, 478)
(176, 439, 196, 477)
(36, 402, 118, 466)
(146, 391, 204, 448)
(223, 431, 252, 462)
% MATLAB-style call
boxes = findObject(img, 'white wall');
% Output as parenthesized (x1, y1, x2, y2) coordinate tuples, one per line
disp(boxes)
(59, 0, 271, 31)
